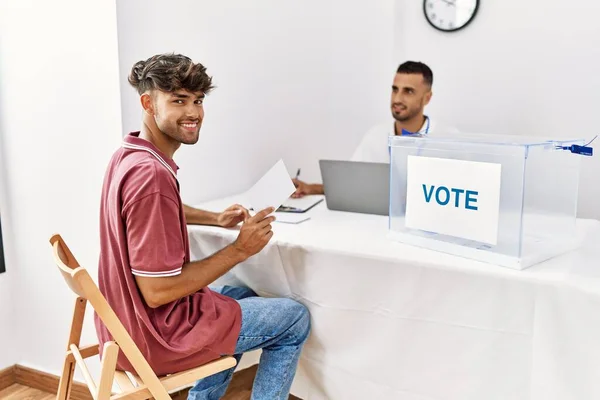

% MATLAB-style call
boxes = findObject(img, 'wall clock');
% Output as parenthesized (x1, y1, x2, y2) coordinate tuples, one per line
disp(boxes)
(423, 0, 479, 32)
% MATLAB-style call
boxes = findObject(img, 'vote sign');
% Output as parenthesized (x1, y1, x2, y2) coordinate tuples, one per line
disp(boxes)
(405, 155, 502, 245)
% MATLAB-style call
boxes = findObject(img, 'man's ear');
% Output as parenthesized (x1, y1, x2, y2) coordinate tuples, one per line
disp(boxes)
(424, 90, 433, 106)
(140, 93, 154, 115)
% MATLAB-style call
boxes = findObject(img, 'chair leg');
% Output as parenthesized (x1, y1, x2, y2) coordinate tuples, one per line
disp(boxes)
(56, 356, 75, 400)
(57, 297, 87, 400)
(97, 342, 119, 400)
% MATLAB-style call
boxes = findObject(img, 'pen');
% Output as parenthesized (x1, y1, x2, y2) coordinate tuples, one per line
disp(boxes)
(295, 168, 301, 180)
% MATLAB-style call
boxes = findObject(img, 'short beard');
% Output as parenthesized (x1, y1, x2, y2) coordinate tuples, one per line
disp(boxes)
(392, 108, 420, 122)
(156, 117, 199, 145)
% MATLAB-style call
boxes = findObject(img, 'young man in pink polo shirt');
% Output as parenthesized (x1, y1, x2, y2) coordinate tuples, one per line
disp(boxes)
(95, 53, 310, 400)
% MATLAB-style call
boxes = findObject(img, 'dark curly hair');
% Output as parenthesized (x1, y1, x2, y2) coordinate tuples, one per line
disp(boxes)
(128, 53, 214, 95)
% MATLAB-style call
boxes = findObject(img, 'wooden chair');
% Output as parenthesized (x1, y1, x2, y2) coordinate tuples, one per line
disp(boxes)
(50, 234, 236, 400)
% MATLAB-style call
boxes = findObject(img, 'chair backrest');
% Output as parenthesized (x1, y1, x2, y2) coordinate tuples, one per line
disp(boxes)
(49, 234, 171, 399)
(50, 234, 89, 298)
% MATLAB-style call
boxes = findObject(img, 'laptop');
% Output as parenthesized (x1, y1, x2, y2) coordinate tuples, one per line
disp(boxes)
(319, 160, 390, 216)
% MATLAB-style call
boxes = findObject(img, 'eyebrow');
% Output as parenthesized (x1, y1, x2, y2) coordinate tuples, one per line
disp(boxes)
(172, 92, 205, 99)
(392, 85, 416, 91)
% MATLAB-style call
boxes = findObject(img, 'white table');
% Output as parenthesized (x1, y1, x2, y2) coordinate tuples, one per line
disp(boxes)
(188, 196, 600, 400)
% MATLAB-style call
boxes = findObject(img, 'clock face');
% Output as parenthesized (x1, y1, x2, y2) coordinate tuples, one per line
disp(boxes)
(423, 0, 479, 32)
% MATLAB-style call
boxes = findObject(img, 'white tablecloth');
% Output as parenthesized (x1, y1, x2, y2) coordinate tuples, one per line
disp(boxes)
(188, 196, 600, 400)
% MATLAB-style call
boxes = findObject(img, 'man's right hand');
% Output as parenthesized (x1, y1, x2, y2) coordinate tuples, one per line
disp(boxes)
(232, 207, 276, 258)
(292, 179, 324, 198)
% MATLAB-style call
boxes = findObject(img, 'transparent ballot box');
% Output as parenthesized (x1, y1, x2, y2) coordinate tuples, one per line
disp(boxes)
(388, 133, 589, 270)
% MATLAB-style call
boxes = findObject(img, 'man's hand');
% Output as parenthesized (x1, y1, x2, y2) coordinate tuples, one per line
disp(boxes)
(292, 179, 311, 198)
(217, 204, 251, 228)
(232, 207, 275, 258)
(291, 179, 324, 198)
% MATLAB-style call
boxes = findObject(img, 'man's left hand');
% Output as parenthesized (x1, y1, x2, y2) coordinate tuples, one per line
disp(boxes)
(217, 204, 251, 228)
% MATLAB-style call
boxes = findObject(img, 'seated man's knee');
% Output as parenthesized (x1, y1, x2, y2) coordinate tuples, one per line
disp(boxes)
(283, 299, 311, 342)
(299, 303, 311, 341)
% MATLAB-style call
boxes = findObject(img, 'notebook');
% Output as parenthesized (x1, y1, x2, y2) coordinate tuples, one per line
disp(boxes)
(277, 195, 324, 213)
(273, 212, 311, 224)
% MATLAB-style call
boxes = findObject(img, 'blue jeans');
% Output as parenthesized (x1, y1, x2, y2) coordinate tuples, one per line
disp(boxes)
(187, 286, 311, 400)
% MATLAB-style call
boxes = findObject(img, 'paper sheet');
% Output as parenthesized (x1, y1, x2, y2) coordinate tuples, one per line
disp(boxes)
(244, 159, 296, 214)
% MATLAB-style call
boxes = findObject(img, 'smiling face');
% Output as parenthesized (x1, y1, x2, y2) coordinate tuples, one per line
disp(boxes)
(145, 89, 205, 145)
(129, 54, 214, 148)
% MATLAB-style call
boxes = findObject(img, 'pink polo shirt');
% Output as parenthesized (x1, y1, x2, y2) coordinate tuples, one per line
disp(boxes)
(94, 132, 241, 376)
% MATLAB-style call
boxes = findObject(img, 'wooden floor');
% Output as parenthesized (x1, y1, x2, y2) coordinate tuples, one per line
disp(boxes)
(0, 365, 301, 400)
(0, 383, 54, 399)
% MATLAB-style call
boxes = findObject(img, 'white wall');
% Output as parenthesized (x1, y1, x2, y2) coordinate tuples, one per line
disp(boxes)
(0, 127, 16, 369)
(0, 243, 16, 370)
(116, 0, 396, 205)
(0, 0, 122, 376)
(0, 275, 16, 370)
(394, 0, 600, 219)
